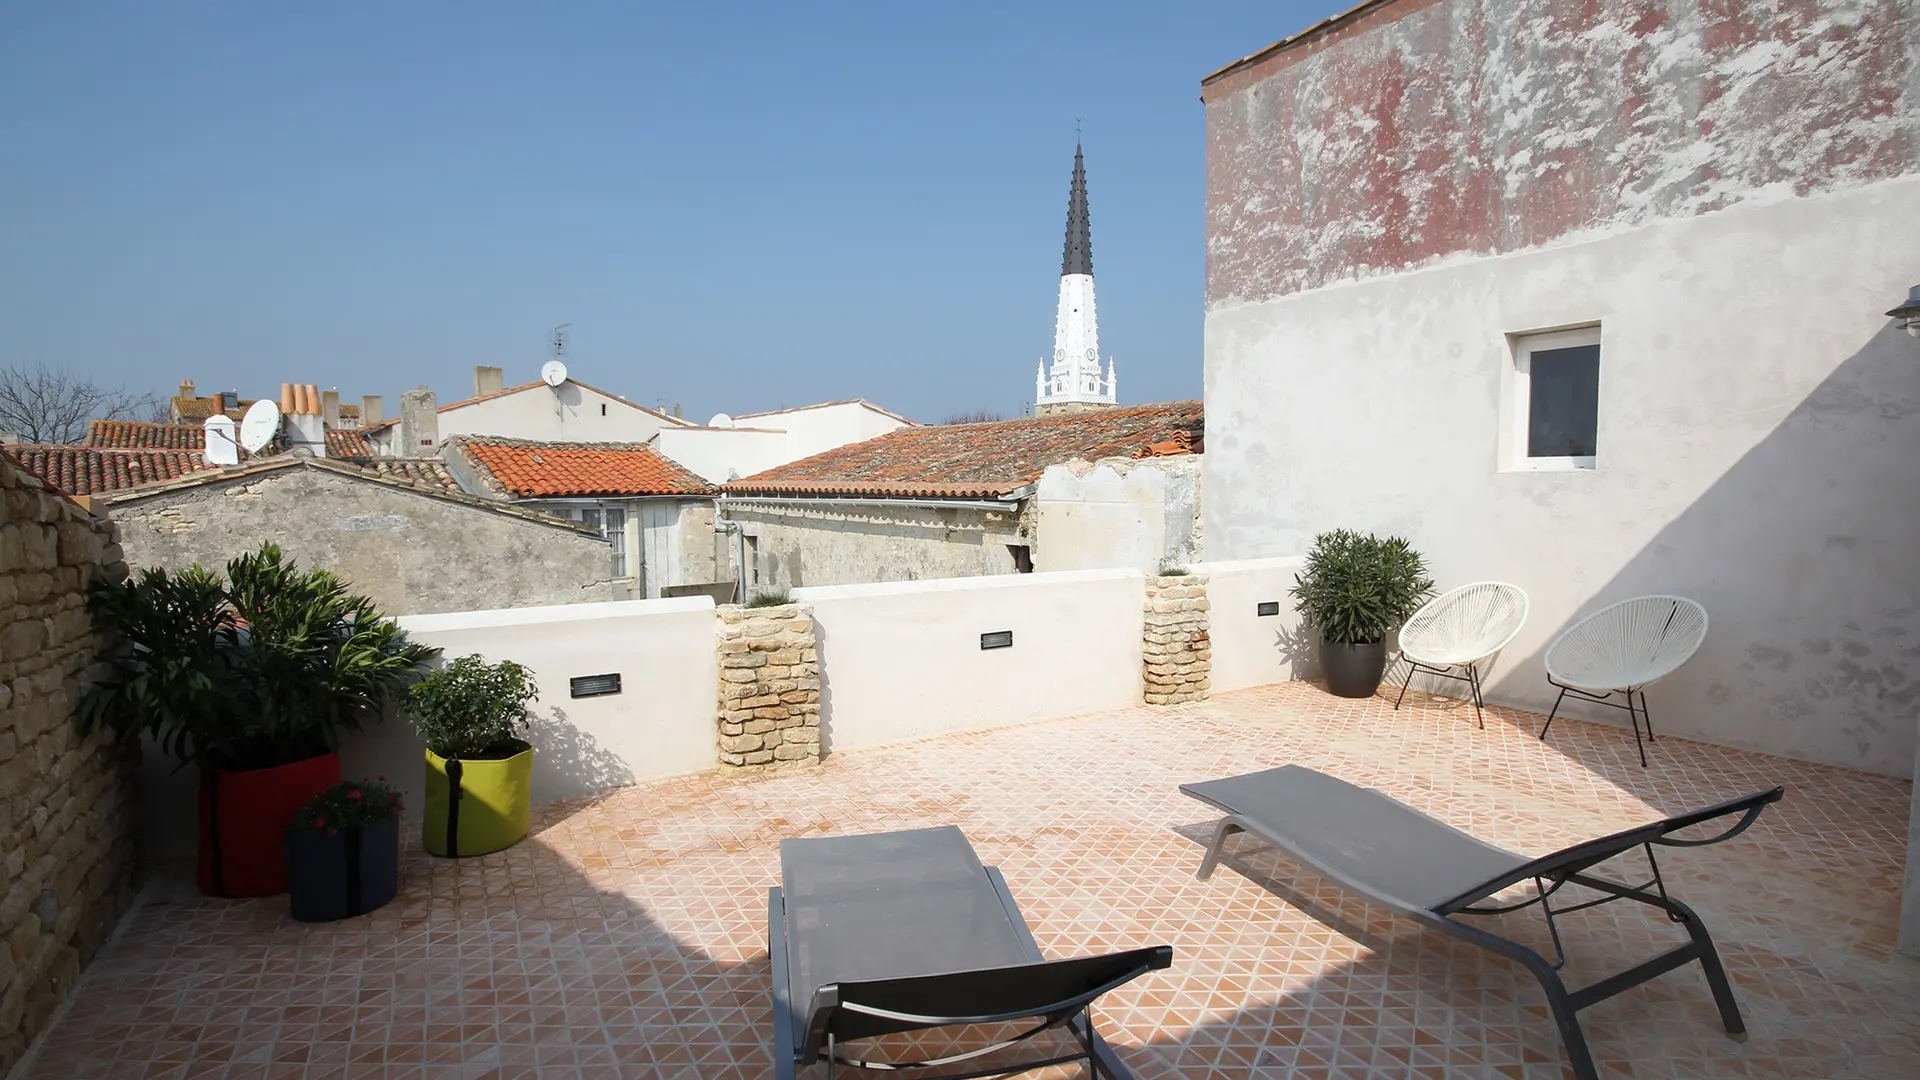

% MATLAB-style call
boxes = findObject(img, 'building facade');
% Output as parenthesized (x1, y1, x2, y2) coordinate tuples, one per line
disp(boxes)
(1201, 0, 1920, 777)
(719, 403, 1204, 590)
(103, 457, 616, 615)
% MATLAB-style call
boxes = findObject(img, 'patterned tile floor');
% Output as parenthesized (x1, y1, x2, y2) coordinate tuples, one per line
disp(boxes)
(24, 683, 1920, 1079)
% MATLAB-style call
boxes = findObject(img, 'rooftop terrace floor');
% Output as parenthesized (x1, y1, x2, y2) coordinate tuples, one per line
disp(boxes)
(25, 683, 1920, 1079)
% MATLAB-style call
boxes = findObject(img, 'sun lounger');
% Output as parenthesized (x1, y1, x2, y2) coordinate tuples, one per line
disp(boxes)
(769, 825, 1171, 1079)
(1180, 764, 1782, 1080)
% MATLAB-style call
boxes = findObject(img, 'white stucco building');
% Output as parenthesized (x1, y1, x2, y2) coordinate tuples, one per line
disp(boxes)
(650, 399, 914, 483)
(1201, 1, 1920, 950)
(365, 366, 692, 456)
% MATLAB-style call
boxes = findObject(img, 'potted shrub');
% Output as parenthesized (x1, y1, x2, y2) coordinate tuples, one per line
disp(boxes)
(79, 544, 437, 897)
(1291, 530, 1434, 698)
(409, 654, 538, 858)
(286, 779, 404, 922)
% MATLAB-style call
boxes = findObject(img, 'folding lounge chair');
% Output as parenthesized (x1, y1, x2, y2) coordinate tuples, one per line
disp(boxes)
(1181, 765, 1781, 1080)
(768, 825, 1172, 1079)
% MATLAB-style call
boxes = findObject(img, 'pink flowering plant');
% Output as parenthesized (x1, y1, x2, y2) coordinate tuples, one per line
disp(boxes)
(290, 779, 404, 835)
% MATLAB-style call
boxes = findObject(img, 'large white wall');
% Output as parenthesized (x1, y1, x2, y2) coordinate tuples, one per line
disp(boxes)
(1205, 177, 1920, 777)
(752, 401, 910, 461)
(793, 569, 1145, 752)
(438, 382, 682, 444)
(654, 402, 911, 483)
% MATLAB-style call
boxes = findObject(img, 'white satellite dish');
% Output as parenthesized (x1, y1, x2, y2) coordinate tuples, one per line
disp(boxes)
(541, 360, 568, 387)
(238, 399, 281, 454)
(203, 415, 239, 466)
(707, 413, 733, 428)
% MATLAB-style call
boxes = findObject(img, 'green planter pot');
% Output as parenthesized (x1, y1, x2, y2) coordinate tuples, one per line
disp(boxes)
(423, 741, 532, 857)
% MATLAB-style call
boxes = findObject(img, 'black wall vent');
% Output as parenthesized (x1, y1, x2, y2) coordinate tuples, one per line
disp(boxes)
(1257, 601, 1281, 617)
(980, 630, 1014, 650)
(570, 673, 623, 698)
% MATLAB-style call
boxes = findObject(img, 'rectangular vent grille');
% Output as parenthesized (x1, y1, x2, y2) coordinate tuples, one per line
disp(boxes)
(980, 630, 1014, 650)
(1256, 602, 1281, 617)
(569, 673, 622, 698)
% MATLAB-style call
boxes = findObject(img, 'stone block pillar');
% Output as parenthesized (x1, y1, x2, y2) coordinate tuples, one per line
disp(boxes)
(1144, 573, 1210, 705)
(716, 604, 821, 768)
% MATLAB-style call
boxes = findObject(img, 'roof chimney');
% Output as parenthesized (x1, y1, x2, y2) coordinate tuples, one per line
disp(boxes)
(673, 403, 683, 418)
(286, 384, 327, 456)
(361, 395, 384, 427)
(321, 389, 341, 429)
(474, 366, 504, 398)
(400, 386, 439, 456)
(178, 379, 196, 399)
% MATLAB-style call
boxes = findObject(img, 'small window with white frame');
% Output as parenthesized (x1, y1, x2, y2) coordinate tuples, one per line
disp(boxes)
(1504, 326, 1601, 471)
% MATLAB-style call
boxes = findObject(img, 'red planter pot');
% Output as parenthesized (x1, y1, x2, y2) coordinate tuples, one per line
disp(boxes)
(196, 754, 341, 897)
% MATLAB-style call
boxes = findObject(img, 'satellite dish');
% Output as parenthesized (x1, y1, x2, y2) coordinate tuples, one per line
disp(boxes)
(541, 360, 568, 387)
(238, 399, 281, 454)
(203, 415, 239, 466)
(707, 413, 733, 429)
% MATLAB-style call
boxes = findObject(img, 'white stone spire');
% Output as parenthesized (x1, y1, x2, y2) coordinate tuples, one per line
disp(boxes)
(1036, 142, 1117, 416)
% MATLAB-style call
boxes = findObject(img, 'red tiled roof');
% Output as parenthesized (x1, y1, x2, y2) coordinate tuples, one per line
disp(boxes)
(171, 396, 254, 421)
(455, 437, 713, 498)
(722, 401, 1204, 498)
(361, 458, 460, 491)
(325, 429, 373, 457)
(89, 419, 374, 460)
(7, 446, 213, 496)
(87, 420, 205, 449)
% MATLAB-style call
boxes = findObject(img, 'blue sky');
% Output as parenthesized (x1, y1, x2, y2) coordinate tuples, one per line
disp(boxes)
(0, 2, 1328, 424)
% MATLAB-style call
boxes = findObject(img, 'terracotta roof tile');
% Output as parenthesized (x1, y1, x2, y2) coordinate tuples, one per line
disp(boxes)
(87, 420, 205, 449)
(89, 419, 375, 460)
(7, 446, 213, 496)
(721, 401, 1203, 498)
(454, 436, 713, 498)
(360, 458, 460, 491)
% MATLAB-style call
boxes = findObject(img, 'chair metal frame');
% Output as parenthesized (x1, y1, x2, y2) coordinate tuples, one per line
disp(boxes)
(1537, 596, 1708, 768)
(1392, 581, 1530, 730)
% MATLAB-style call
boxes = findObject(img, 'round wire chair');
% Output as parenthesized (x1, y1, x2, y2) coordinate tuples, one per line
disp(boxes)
(1538, 595, 1708, 767)
(1392, 582, 1530, 729)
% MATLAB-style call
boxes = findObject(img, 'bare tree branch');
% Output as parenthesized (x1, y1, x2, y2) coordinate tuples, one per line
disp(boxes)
(0, 363, 166, 444)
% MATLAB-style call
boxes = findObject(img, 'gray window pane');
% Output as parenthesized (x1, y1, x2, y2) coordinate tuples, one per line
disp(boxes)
(1528, 344, 1599, 458)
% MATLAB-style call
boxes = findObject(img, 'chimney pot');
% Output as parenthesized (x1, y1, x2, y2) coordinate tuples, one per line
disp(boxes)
(361, 395, 384, 427)
(321, 389, 341, 429)
(281, 383, 295, 414)
(178, 380, 196, 399)
(399, 387, 439, 456)
(474, 366, 504, 398)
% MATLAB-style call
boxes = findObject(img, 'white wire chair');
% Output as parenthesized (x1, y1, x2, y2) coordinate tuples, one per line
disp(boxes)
(1538, 595, 1708, 767)
(1392, 582, 1530, 729)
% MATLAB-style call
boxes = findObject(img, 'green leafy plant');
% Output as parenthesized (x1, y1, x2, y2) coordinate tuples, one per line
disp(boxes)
(407, 654, 538, 760)
(290, 779, 404, 835)
(77, 544, 438, 771)
(1291, 530, 1435, 645)
(745, 588, 791, 608)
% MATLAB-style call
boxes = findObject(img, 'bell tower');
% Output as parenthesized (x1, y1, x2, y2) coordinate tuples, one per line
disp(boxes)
(1035, 141, 1117, 416)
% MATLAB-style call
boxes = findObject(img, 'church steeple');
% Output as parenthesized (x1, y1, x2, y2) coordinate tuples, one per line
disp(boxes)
(1061, 142, 1093, 278)
(1036, 139, 1116, 416)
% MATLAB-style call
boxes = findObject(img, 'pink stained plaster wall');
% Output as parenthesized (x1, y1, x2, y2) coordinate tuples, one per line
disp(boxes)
(1203, 0, 1920, 306)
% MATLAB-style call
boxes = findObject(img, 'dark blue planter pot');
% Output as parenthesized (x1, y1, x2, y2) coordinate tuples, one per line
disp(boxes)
(285, 819, 400, 922)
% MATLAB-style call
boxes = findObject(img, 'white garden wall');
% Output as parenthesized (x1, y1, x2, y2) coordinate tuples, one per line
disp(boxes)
(793, 569, 1146, 752)
(1188, 557, 1312, 692)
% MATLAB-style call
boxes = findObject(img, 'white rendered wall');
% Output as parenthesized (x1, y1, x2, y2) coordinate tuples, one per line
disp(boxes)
(747, 401, 910, 463)
(1188, 557, 1313, 693)
(438, 382, 680, 444)
(1204, 177, 1920, 777)
(793, 569, 1145, 752)
(1034, 457, 1202, 574)
(651, 426, 794, 482)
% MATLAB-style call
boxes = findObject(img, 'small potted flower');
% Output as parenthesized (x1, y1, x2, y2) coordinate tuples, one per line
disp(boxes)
(285, 779, 404, 922)
(408, 654, 539, 858)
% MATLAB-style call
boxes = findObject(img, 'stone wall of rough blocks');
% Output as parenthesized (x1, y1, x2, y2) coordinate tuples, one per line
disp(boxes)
(1143, 573, 1211, 705)
(716, 604, 821, 768)
(0, 453, 140, 1079)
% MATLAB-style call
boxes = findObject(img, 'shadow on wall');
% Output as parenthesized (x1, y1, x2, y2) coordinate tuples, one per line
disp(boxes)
(529, 706, 635, 794)
(1473, 322, 1920, 774)
(814, 620, 839, 756)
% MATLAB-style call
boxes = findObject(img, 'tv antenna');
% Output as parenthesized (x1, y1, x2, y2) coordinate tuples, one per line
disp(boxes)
(551, 323, 571, 360)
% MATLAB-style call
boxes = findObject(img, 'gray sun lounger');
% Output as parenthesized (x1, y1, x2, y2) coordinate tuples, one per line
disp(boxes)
(1181, 765, 1782, 1080)
(769, 825, 1172, 1080)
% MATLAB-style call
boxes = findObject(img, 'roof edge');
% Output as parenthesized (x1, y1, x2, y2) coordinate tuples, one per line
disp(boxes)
(1200, 0, 1404, 87)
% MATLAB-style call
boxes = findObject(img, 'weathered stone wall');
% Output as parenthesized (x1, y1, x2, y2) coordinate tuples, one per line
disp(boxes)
(728, 503, 1024, 590)
(715, 604, 820, 768)
(108, 464, 614, 616)
(1143, 573, 1210, 705)
(0, 453, 140, 1078)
